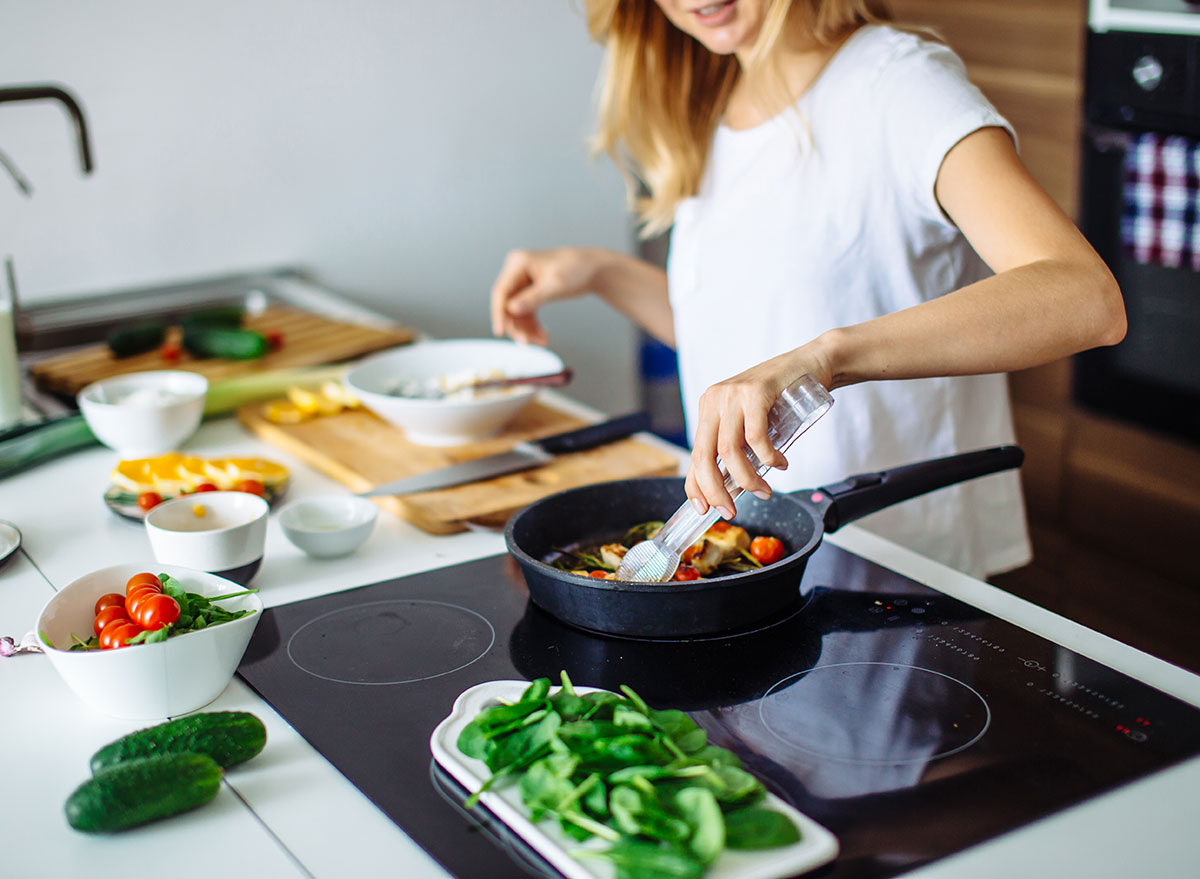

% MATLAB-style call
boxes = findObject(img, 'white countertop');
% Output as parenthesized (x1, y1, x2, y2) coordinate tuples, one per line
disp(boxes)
(4, 397, 1199, 879)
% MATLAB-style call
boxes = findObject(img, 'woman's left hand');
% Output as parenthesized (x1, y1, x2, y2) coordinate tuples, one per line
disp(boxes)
(685, 348, 833, 518)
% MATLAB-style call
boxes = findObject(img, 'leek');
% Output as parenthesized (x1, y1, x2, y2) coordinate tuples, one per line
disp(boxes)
(203, 364, 349, 415)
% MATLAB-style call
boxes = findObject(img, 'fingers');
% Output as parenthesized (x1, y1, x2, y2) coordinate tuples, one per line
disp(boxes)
(490, 250, 549, 344)
(684, 378, 791, 518)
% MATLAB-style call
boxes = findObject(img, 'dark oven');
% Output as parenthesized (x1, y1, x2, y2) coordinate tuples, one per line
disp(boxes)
(1075, 4, 1200, 445)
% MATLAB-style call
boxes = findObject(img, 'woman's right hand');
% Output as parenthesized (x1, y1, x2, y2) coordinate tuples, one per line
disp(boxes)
(490, 247, 605, 345)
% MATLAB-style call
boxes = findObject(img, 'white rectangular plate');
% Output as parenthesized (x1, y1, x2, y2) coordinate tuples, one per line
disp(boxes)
(429, 680, 839, 879)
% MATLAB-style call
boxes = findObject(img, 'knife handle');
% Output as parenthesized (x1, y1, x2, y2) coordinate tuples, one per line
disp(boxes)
(533, 412, 652, 455)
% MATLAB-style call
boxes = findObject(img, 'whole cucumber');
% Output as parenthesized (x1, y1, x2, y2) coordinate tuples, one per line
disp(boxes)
(107, 320, 167, 358)
(179, 305, 245, 331)
(90, 710, 267, 773)
(65, 753, 222, 833)
(182, 326, 269, 360)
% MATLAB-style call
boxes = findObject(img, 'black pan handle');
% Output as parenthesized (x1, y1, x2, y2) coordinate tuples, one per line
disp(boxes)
(813, 445, 1024, 533)
(531, 412, 651, 455)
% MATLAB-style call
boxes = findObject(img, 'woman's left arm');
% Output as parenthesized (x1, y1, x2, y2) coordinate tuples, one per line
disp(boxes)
(824, 126, 1126, 387)
(685, 127, 1127, 516)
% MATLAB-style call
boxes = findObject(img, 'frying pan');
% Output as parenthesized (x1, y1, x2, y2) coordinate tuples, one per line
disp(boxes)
(504, 446, 1023, 638)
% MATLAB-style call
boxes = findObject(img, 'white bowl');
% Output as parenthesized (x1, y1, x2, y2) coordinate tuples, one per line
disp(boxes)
(344, 339, 564, 446)
(36, 563, 262, 719)
(145, 491, 269, 585)
(278, 495, 378, 558)
(78, 370, 208, 457)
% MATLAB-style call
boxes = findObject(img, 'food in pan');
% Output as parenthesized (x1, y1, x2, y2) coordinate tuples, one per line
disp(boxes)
(551, 521, 788, 581)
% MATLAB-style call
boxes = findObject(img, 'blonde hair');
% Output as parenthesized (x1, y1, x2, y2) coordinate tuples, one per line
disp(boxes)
(586, 0, 894, 236)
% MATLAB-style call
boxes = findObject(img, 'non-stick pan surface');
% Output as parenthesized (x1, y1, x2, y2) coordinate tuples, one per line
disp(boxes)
(504, 446, 1023, 639)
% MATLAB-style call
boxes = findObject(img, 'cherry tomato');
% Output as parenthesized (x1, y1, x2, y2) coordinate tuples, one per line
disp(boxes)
(126, 585, 163, 617)
(587, 570, 609, 579)
(137, 492, 163, 511)
(99, 620, 142, 650)
(264, 329, 284, 350)
(708, 521, 732, 533)
(160, 341, 182, 363)
(673, 565, 701, 581)
(93, 605, 130, 637)
(750, 536, 786, 566)
(193, 483, 218, 492)
(236, 479, 265, 496)
(126, 572, 163, 595)
(94, 592, 127, 615)
(132, 593, 180, 631)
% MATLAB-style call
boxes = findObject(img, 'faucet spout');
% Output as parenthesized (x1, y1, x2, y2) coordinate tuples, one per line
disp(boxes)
(0, 84, 94, 174)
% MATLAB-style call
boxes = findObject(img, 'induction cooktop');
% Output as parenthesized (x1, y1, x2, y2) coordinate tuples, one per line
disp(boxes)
(236, 544, 1200, 879)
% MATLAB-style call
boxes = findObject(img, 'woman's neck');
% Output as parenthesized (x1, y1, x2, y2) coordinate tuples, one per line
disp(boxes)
(723, 26, 858, 131)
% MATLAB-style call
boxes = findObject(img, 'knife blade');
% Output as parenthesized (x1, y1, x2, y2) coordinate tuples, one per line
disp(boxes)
(357, 411, 652, 497)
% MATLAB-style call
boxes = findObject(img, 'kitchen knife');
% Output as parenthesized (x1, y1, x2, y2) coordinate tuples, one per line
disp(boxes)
(357, 411, 652, 497)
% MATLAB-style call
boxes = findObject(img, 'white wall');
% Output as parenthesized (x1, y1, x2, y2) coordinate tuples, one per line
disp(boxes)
(0, 0, 640, 413)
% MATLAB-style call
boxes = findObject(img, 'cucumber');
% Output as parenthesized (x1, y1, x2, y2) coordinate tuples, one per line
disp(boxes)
(107, 320, 167, 358)
(182, 326, 269, 360)
(65, 753, 222, 832)
(90, 710, 267, 773)
(179, 305, 245, 331)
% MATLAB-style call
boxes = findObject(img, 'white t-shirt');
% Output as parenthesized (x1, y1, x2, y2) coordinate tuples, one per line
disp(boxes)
(667, 25, 1031, 579)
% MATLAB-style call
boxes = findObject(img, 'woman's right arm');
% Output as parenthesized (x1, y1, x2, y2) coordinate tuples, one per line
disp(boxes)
(490, 246, 674, 347)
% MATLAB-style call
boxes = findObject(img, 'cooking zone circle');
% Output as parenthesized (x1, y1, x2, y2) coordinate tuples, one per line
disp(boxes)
(286, 600, 495, 685)
(759, 662, 991, 765)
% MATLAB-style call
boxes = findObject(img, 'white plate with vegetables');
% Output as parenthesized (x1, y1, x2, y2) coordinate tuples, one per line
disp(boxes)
(430, 677, 839, 879)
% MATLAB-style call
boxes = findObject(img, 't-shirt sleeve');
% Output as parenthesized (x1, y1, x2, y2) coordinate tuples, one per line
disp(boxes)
(876, 37, 1016, 225)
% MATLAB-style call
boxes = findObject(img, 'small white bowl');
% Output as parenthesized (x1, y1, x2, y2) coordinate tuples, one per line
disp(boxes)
(345, 339, 564, 446)
(278, 495, 378, 558)
(145, 491, 269, 585)
(78, 370, 208, 457)
(36, 563, 262, 719)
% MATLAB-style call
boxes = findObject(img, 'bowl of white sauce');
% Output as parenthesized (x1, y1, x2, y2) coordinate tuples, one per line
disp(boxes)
(78, 370, 208, 457)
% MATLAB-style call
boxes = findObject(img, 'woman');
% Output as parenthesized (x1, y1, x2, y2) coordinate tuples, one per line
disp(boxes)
(489, 0, 1125, 579)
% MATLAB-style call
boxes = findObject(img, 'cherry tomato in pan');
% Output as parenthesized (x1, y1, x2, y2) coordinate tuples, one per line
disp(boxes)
(750, 536, 786, 566)
(93, 605, 130, 637)
(673, 565, 701, 581)
(137, 492, 163, 511)
(132, 593, 181, 631)
(235, 479, 265, 497)
(94, 592, 127, 615)
(99, 620, 142, 650)
(126, 572, 163, 595)
(587, 570, 609, 579)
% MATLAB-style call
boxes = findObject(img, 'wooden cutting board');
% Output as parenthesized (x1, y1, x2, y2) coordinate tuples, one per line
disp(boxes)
(237, 400, 680, 534)
(29, 306, 417, 396)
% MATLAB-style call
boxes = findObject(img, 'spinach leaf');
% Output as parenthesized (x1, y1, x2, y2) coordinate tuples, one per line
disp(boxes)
(723, 807, 801, 849)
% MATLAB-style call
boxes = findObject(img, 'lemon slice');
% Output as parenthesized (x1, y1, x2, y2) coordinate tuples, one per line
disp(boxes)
(222, 457, 291, 488)
(110, 453, 186, 494)
(263, 400, 310, 424)
(320, 380, 360, 408)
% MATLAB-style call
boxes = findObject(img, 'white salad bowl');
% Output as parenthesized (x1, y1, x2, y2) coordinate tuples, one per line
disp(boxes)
(78, 370, 208, 457)
(344, 339, 565, 446)
(277, 495, 378, 559)
(36, 563, 262, 720)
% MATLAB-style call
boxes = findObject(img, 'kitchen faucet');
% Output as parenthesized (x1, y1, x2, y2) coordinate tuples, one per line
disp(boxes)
(0, 83, 94, 426)
(0, 84, 94, 184)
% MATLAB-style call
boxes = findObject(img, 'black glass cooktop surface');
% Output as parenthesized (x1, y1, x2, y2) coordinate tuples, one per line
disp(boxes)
(236, 545, 1200, 879)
